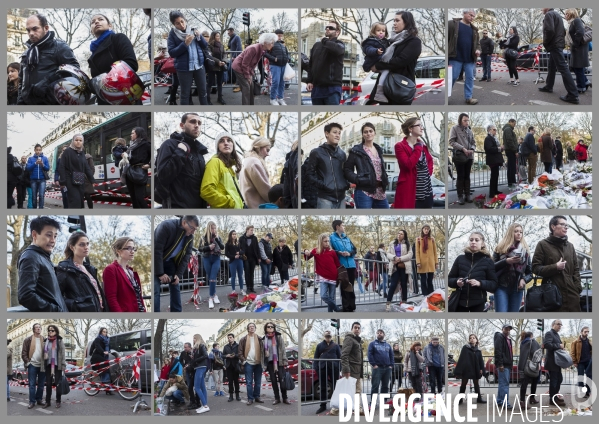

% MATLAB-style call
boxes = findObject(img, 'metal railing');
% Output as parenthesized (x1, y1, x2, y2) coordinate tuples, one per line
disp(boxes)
(301, 257, 445, 310)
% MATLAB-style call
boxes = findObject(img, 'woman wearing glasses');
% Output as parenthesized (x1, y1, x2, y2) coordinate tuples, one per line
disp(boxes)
(57, 232, 107, 312)
(261, 322, 290, 406)
(91, 328, 113, 394)
(240, 137, 272, 209)
(42, 325, 66, 409)
(304, 233, 342, 312)
(394, 117, 434, 209)
(103, 237, 147, 312)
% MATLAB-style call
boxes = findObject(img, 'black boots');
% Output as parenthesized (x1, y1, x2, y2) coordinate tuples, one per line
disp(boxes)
(456, 179, 465, 205)
(464, 179, 473, 203)
(316, 403, 327, 414)
(228, 394, 234, 402)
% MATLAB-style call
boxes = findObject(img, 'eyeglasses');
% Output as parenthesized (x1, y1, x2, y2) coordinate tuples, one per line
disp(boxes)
(48, 329, 56, 333)
(266, 326, 274, 328)
(325, 26, 337, 31)
(556, 223, 569, 228)
(186, 222, 198, 232)
(122, 247, 138, 252)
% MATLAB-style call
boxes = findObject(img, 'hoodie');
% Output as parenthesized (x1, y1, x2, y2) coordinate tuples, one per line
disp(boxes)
(367, 339, 394, 367)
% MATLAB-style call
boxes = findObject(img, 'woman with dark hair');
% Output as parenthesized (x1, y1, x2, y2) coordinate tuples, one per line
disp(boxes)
(394, 117, 434, 209)
(448, 113, 476, 205)
(123, 127, 150, 209)
(54, 146, 69, 209)
(7, 146, 20, 208)
(7, 62, 20, 105)
(540, 128, 555, 173)
(225, 230, 245, 295)
(518, 331, 541, 408)
(201, 132, 244, 209)
(88, 13, 139, 105)
(42, 325, 66, 408)
(103, 236, 146, 312)
(483, 124, 504, 197)
(58, 134, 95, 209)
(207, 31, 227, 105)
(91, 328, 113, 393)
(343, 122, 390, 209)
(454, 334, 486, 404)
(368, 11, 421, 105)
(405, 341, 425, 400)
(385, 230, 413, 310)
(167, 10, 208, 105)
(415, 224, 438, 296)
(262, 322, 290, 405)
(565, 9, 591, 94)
(57, 231, 107, 312)
(499, 26, 520, 86)
(201, 221, 224, 309)
(448, 232, 497, 312)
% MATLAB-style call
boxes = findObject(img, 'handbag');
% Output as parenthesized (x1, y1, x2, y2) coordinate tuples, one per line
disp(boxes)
(127, 164, 148, 185)
(554, 349, 573, 369)
(202, 47, 216, 70)
(524, 340, 541, 378)
(524, 277, 562, 312)
(504, 48, 518, 59)
(282, 371, 295, 391)
(59, 376, 71, 395)
(448, 288, 460, 312)
(583, 25, 592, 44)
(72, 171, 85, 186)
(382, 72, 416, 105)
(452, 148, 469, 164)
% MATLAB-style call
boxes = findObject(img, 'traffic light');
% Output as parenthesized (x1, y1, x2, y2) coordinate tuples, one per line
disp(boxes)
(330, 319, 339, 329)
(242, 12, 250, 27)
(537, 319, 544, 332)
(67, 215, 86, 233)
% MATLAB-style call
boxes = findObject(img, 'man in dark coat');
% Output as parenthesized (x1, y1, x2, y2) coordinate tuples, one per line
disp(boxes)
(502, 119, 519, 188)
(478, 30, 495, 81)
(314, 330, 341, 414)
(494, 324, 514, 409)
(538, 8, 579, 103)
(544, 320, 566, 408)
(239, 226, 261, 293)
(531, 216, 581, 312)
(336, 322, 364, 416)
(522, 127, 538, 184)
(223, 334, 241, 402)
(306, 21, 345, 105)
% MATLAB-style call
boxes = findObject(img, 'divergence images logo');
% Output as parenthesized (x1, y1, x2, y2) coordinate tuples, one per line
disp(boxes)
(569, 375, 596, 409)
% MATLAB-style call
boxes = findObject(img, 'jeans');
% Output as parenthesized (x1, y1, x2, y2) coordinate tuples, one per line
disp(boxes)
(166, 389, 185, 403)
(494, 285, 523, 313)
(178, 67, 208, 105)
(371, 367, 392, 398)
(27, 187, 33, 208)
(573, 67, 589, 90)
(354, 189, 390, 209)
(420, 272, 435, 296)
(320, 281, 338, 312)
(544, 47, 578, 97)
(269, 64, 286, 100)
(317, 197, 345, 209)
(577, 361, 591, 393)
(356, 275, 365, 294)
(378, 272, 388, 295)
(311, 91, 341, 105)
(428, 365, 443, 394)
(30, 179, 46, 209)
(506, 151, 517, 185)
(544, 162, 553, 174)
(481, 54, 491, 79)
(260, 262, 272, 288)
(449, 60, 476, 100)
(101, 368, 111, 383)
(203, 255, 221, 297)
(497, 368, 511, 406)
(229, 259, 244, 291)
(154, 261, 182, 312)
(28, 364, 46, 403)
(549, 370, 563, 400)
(244, 363, 263, 400)
(194, 366, 208, 407)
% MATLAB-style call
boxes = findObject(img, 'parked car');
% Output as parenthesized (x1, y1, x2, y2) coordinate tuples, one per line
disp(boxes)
(484, 357, 549, 384)
(386, 175, 445, 208)
(12, 362, 25, 382)
(264, 346, 299, 383)
(516, 48, 573, 70)
(300, 359, 338, 399)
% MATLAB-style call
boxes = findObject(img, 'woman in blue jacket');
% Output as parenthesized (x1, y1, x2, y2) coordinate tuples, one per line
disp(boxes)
(167, 10, 208, 105)
(26, 144, 50, 209)
(329, 219, 357, 312)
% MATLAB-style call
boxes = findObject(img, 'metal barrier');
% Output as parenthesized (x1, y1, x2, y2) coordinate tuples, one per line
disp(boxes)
(301, 257, 445, 310)
(532, 48, 592, 85)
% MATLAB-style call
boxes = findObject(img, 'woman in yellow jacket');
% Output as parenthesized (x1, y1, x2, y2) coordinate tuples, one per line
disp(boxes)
(201, 132, 245, 209)
(415, 224, 438, 297)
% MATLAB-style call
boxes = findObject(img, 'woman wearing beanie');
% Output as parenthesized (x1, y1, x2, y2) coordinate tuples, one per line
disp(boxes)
(240, 137, 272, 208)
(201, 132, 244, 209)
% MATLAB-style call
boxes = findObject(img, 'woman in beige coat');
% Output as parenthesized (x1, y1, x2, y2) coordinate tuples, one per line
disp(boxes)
(385, 230, 413, 311)
(240, 137, 272, 208)
(415, 224, 438, 297)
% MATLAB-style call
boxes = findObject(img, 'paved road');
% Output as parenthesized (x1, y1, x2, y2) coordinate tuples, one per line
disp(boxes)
(10, 193, 126, 210)
(154, 84, 299, 106)
(8, 384, 151, 416)
(449, 63, 592, 106)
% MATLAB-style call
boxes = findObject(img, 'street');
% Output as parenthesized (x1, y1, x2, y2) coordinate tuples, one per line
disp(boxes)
(12, 191, 136, 209)
(449, 63, 592, 106)
(8, 383, 151, 416)
(154, 84, 299, 106)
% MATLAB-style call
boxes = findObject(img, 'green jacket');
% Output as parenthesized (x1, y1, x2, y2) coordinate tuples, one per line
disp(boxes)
(159, 375, 190, 401)
(341, 332, 363, 379)
(200, 156, 244, 209)
(502, 123, 518, 153)
(448, 18, 479, 61)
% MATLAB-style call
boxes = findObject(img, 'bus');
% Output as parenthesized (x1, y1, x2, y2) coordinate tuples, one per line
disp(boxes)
(50, 112, 151, 206)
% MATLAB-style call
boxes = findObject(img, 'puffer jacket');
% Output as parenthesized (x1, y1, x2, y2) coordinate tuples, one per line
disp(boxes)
(543, 9, 566, 50)
(494, 331, 514, 368)
(154, 218, 195, 279)
(300, 156, 318, 208)
(26, 154, 50, 181)
(492, 248, 533, 289)
(341, 332, 363, 379)
(448, 18, 479, 61)
(306, 37, 345, 87)
(57, 258, 108, 312)
(17, 245, 68, 312)
(502, 123, 518, 153)
(17, 31, 80, 105)
(361, 36, 390, 72)
(167, 29, 207, 72)
(448, 249, 498, 308)
(159, 374, 190, 400)
(305, 143, 349, 203)
(264, 40, 289, 67)
(200, 156, 244, 209)
(259, 239, 273, 261)
(330, 232, 356, 269)
(155, 132, 209, 209)
(343, 143, 389, 195)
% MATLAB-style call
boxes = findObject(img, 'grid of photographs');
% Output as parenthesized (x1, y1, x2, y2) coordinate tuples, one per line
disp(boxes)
(5, 6, 594, 423)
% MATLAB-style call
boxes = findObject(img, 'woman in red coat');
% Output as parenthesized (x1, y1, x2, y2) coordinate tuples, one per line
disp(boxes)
(103, 237, 147, 312)
(574, 139, 589, 162)
(394, 117, 434, 209)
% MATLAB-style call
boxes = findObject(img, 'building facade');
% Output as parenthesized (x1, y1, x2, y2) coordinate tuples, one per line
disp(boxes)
(7, 319, 77, 366)
(7, 9, 37, 64)
(213, 319, 295, 349)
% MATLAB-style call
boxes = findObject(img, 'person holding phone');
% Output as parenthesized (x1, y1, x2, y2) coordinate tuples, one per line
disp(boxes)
(26, 144, 50, 209)
(201, 221, 224, 309)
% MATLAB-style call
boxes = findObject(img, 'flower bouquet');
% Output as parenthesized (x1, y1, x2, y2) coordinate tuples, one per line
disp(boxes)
(484, 193, 505, 208)
(473, 194, 486, 209)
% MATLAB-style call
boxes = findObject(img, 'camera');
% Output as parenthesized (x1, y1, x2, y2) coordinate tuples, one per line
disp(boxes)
(462, 278, 470, 285)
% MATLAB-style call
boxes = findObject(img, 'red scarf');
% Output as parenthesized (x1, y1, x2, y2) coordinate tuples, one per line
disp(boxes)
(421, 235, 430, 253)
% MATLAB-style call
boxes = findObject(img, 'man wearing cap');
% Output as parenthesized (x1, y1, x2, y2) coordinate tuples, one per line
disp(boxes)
(259, 233, 274, 290)
(478, 30, 494, 82)
(545, 320, 567, 408)
(367, 329, 394, 408)
(423, 336, 445, 395)
(494, 324, 514, 409)
(264, 29, 290, 105)
(314, 331, 341, 414)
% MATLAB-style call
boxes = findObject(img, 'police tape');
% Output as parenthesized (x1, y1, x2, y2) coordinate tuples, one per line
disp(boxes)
(339, 79, 445, 105)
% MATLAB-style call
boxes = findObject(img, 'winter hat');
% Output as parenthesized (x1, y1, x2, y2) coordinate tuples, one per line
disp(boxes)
(214, 131, 236, 153)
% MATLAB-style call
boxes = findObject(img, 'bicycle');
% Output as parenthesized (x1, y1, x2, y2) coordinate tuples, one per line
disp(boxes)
(81, 350, 140, 400)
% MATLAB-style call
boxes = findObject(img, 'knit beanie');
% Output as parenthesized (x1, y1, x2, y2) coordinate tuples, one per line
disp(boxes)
(213, 131, 236, 153)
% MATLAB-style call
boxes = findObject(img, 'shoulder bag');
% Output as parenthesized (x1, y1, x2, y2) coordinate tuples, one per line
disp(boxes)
(72, 171, 85, 186)
(383, 72, 416, 105)
(524, 277, 562, 312)
(231, 174, 249, 209)
(59, 375, 71, 395)
(554, 349, 573, 369)
(504, 48, 518, 59)
(448, 258, 485, 312)
(452, 148, 469, 164)
(127, 164, 148, 185)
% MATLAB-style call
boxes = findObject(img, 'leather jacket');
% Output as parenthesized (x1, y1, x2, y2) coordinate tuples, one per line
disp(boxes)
(57, 258, 108, 312)
(543, 9, 566, 50)
(343, 143, 389, 194)
(305, 143, 349, 202)
(154, 218, 195, 279)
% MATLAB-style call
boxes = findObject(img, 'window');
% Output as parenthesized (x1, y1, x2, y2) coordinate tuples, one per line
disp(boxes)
(301, 38, 307, 54)
(343, 66, 350, 77)
(110, 331, 142, 353)
(386, 162, 395, 173)
(415, 58, 445, 79)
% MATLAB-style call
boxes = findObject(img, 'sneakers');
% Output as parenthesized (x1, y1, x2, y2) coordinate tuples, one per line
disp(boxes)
(209, 298, 214, 309)
(241, 290, 246, 296)
(386, 302, 391, 312)
(196, 405, 210, 414)
(512, 81, 520, 86)
(214, 295, 220, 304)
(270, 99, 279, 106)
(329, 408, 339, 416)
(278, 99, 287, 105)
(233, 86, 241, 93)
(465, 98, 478, 105)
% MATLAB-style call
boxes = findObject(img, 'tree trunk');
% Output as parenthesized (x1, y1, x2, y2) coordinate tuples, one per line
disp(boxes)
(154, 319, 166, 366)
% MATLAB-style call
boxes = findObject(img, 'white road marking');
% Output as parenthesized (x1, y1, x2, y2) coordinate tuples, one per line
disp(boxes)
(37, 408, 53, 414)
(254, 405, 274, 411)
(528, 100, 559, 106)
(491, 90, 511, 96)
(472, 84, 482, 89)
(18, 402, 29, 406)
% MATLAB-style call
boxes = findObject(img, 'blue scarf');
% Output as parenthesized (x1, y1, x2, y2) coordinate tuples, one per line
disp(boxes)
(99, 335, 110, 357)
(90, 30, 114, 53)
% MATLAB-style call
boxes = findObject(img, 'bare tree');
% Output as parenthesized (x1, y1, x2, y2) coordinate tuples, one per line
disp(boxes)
(491, 9, 520, 37)
(277, 319, 298, 346)
(518, 9, 544, 45)
(568, 215, 593, 244)
(43, 8, 93, 51)
(109, 8, 150, 60)
(7, 215, 31, 306)
(56, 319, 101, 351)
(415, 8, 446, 54)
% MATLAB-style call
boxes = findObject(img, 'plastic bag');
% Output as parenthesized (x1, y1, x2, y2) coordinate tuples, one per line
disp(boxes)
(330, 376, 357, 411)
(208, 374, 215, 390)
(283, 63, 295, 81)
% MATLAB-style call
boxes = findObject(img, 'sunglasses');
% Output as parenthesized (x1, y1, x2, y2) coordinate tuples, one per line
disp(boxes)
(48, 329, 56, 333)
(325, 26, 337, 31)
(266, 326, 274, 328)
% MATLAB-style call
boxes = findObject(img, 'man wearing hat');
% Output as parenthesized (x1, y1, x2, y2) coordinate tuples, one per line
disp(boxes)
(259, 233, 274, 290)
(494, 324, 515, 409)
(264, 29, 290, 105)
(314, 330, 341, 414)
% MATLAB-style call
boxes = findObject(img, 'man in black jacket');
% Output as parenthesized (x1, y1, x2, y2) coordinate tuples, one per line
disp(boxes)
(17, 217, 67, 312)
(544, 320, 566, 408)
(155, 113, 209, 208)
(17, 156, 30, 209)
(314, 330, 341, 414)
(223, 333, 241, 402)
(239, 226, 261, 293)
(522, 127, 538, 184)
(17, 14, 79, 105)
(478, 30, 494, 81)
(153, 215, 198, 312)
(493, 324, 514, 410)
(538, 9, 579, 104)
(265, 29, 290, 105)
(306, 21, 345, 105)
(305, 122, 349, 209)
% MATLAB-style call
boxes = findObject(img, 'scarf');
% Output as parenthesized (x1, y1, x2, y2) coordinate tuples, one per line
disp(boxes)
(265, 333, 278, 364)
(421, 235, 430, 253)
(29, 334, 43, 361)
(74, 262, 103, 309)
(243, 333, 261, 362)
(69, 142, 83, 152)
(409, 350, 421, 375)
(380, 30, 410, 63)
(90, 30, 114, 53)
(121, 264, 145, 312)
(99, 334, 110, 358)
(173, 25, 196, 42)
(44, 336, 58, 374)
(24, 31, 54, 70)
(490, 131, 500, 148)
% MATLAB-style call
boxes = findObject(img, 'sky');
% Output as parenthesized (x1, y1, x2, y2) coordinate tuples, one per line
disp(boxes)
(8, 113, 71, 157)
(167, 319, 227, 346)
